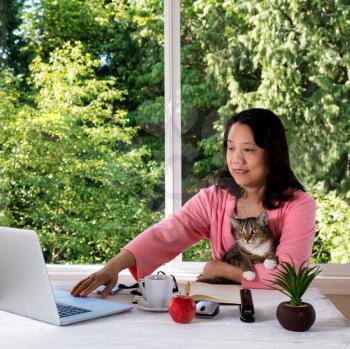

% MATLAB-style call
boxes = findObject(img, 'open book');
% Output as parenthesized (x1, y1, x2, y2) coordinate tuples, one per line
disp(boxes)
(186, 281, 241, 304)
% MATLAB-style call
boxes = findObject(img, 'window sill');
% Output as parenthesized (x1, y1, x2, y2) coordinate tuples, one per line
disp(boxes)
(47, 263, 204, 283)
(47, 262, 350, 295)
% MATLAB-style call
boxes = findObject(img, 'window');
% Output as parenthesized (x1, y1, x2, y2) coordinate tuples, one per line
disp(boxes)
(1, 1, 349, 284)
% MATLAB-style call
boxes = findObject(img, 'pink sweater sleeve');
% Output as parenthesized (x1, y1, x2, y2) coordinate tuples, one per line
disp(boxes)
(242, 191, 317, 289)
(123, 188, 213, 280)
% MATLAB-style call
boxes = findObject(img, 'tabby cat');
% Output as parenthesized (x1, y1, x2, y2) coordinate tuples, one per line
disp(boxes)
(201, 211, 278, 284)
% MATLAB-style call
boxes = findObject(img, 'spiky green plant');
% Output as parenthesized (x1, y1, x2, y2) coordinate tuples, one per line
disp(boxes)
(267, 259, 321, 306)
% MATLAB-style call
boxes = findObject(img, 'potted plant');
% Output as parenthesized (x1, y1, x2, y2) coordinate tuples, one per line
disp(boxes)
(267, 258, 321, 332)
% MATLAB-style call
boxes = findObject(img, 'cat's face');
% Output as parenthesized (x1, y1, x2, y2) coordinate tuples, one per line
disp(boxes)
(229, 211, 270, 246)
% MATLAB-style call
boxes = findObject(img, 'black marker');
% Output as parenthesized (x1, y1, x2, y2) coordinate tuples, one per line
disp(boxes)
(239, 288, 255, 323)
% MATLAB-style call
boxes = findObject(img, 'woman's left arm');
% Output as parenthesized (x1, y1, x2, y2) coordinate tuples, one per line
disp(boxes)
(197, 259, 243, 283)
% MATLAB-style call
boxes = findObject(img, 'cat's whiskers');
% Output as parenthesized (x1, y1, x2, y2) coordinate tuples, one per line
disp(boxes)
(243, 239, 273, 257)
(201, 212, 277, 285)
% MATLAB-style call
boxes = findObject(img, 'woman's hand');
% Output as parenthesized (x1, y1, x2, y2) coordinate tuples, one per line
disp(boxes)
(197, 260, 243, 283)
(71, 264, 119, 298)
(71, 249, 136, 298)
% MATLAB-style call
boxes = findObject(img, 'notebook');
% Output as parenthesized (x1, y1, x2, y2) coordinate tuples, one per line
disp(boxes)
(0, 226, 132, 325)
(185, 281, 241, 304)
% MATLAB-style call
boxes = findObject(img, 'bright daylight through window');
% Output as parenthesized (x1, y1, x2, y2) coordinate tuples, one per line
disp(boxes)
(0, 1, 349, 278)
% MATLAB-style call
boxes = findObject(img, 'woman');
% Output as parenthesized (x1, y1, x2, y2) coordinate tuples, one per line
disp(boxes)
(71, 108, 316, 298)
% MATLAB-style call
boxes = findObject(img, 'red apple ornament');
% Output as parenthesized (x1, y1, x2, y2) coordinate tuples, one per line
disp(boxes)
(168, 295, 196, 324)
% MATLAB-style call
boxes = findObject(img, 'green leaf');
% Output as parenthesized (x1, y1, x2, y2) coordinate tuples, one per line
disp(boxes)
(266, 257, 321, 304)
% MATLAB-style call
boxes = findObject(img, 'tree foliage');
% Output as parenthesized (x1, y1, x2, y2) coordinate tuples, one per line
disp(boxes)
(0, 42, 162, 263)
(1, 0, 349, 263)
(312, 187, 350, 263)
(0, 0, 25, 70)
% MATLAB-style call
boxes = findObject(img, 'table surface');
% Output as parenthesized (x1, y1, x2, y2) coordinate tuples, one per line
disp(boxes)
(1, 280, 349, 349)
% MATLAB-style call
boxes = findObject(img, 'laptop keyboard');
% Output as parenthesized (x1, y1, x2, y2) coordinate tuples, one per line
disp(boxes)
(56, 302, 92, 318)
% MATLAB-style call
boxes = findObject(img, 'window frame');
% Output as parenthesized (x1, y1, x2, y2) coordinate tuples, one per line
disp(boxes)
(164, 0, 182, 266)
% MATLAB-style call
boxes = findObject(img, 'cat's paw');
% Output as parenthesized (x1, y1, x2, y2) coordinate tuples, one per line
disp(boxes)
(242, 271, 256, 281)
(264, 258, 277, 269)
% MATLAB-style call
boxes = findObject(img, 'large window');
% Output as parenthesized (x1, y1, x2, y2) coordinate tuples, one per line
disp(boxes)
(1, 1, 349, 274)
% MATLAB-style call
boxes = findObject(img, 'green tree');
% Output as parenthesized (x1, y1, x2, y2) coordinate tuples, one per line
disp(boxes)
(20, 0, 166, 196)
(20, 0, 164, 118)
(0, 69, 21, 226)
(1, 42, 162, 263)
(312, 187, 350, 263)
(0, 0, 28, 73)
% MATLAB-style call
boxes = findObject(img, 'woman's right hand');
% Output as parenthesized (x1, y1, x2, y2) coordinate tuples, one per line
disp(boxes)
(71, 249, 136, 298)
(71, 264, 119, 298)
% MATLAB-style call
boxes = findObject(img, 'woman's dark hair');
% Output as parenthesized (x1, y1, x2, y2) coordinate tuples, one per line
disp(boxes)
(215, 108, 305, 209)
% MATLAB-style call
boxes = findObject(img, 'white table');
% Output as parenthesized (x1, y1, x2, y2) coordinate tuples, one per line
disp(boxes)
(1, 280, 349, 349)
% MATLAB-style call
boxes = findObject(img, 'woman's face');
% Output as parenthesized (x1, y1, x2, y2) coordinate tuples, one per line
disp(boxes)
(226, 122, 269, 190)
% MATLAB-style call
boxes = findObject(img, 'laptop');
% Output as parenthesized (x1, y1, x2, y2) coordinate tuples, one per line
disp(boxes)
(0, 226, 133, 325)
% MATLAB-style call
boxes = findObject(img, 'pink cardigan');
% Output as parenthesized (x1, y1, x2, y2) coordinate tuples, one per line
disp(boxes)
(124, 185, 316, 289)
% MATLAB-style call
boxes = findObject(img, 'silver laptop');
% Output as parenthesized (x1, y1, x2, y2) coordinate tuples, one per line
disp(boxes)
(0, 226, 132, 325)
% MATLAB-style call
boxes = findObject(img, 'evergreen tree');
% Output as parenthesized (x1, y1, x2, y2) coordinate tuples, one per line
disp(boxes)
(0, 42, 162, 262)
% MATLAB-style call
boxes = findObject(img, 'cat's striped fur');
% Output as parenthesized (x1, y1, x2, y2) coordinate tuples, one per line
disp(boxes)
(201, 211, 278, 284)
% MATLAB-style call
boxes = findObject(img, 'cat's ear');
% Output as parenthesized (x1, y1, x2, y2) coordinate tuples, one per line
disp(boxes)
(257, 211, 268, 226)
(229, 216, 241, 228)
